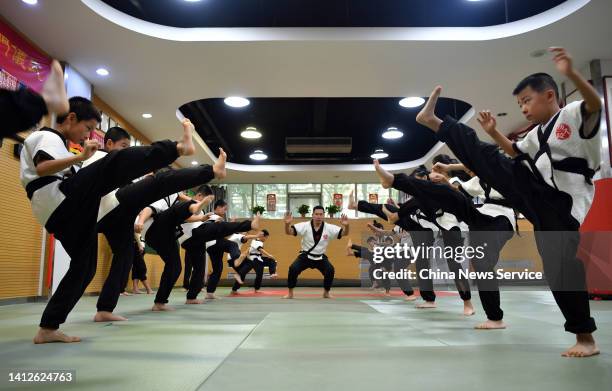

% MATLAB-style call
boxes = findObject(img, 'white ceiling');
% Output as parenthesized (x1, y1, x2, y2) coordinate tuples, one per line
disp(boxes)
(2, 0, 611, 184)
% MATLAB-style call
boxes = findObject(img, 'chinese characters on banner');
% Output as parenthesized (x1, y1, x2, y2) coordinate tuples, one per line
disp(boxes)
(368, 193, 379, 204)
(266, 194, 276, 212)
(333, 193, 343, 208)
(0, 19, 51, 93)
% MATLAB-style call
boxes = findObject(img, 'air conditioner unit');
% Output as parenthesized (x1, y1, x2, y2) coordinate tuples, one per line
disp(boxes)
(285, 137, 352, 154)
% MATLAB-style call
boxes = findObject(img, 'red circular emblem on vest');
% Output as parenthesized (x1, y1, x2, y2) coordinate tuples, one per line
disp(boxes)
(555, 123, 571, 140)
(323, 234, 328, 240)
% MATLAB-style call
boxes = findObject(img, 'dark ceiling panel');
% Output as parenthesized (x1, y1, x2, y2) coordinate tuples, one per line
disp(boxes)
(101, 0, 566, 28)
(179, 97, 472, 165)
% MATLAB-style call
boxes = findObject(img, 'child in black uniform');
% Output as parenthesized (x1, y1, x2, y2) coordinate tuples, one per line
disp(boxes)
(414, 47, 601, 357)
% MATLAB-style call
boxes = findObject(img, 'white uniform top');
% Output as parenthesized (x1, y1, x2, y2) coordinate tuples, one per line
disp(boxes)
(457, 176, 517, 230)
(292, 221, 342, 260)
(81, 150, 122, 222)
(140, 194, 179, 238)
(227, 233, 246, 246)
(179, 212, 223, 247)
(20, 128, 79, 226)
(513, 100, 601, 225)
(248, 239, 265, 261)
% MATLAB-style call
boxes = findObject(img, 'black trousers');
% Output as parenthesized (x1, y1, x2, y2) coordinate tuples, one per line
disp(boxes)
(40, 140, 178, 328)
(96, 165, 215, 312)
(392, 172, 514, 319)
(232, 259, 255, 291)
(146, 201, 196, 305)
(1, 88, 47, 138)
(131, 241, 147, 281)
(232, 256, 278, 291)
(226, 241, 243, 273)
(357, 201, 437, 301)
(182, 221, 253, 300)
(437, 116, 596, 333)
(287, 253, 335, 291)
(182, 252, 193, 289)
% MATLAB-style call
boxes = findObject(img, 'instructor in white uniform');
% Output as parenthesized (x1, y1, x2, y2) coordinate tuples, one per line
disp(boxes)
(283, 206, 349, 299)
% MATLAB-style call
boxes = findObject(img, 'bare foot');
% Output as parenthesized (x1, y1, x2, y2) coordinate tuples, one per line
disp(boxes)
(254, 289, 261, 294)
(93, 311, 127, 322)
(233, 273, 244, 285)
(269, 273, 278, 279)
(373, 159, 394, 189)
(464, 301, 476, 316)
(177, 119, 196, 156)
(133, 289, 143, 294)
(348, 190, 357, 210)
(146, 289, 153, 294)
(561, 334, 600, 358)
(41, 60, 69, 115)
(381, 205, 399, 224)
(417, 301, 437, 309)
(384, 291, 392, 297)
(213, 148, 227, 180)
(182, 288, 188, 292)
(122, 291, 132, 296)
(404, 294, 418, 301)
(346, 238, 354, 256)
(185, 299, 205, 304)
(205, 293, 220, 300)
(282, 289, 294, 299)
(33, 328, 81, 344)
(416, 86, 443, 132)
(251, 212, 261, 230)
(475, 320, 506, 330)
(229, 290, 240, 296)
(323, 291, 333, 299)
(152, 303, 175, 311)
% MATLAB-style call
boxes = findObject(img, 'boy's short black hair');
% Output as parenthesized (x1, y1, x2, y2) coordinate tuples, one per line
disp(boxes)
(384, 236, 394, 243)
(410, 164, 430, 178)
(196, 185, 213, 196)
(513, 72, 559, 99)
(367, 236, 377, 243)
(214, 199, 227, 209)
(57, 97, 102, 124)
(313, 205, 325, 213)
(373, 220, 384, 230)
(432, 154, 457, 165)
(104, 126, 130, 145)
(261, 229, 270, 237)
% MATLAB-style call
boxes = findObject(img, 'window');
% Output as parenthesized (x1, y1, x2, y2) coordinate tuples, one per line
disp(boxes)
(322, 184, 354, 217)
(225, 184, 253, 218)
(255, 184, 287, 219)
(289, 184, 321, 193)
(356, 184, 392, 218)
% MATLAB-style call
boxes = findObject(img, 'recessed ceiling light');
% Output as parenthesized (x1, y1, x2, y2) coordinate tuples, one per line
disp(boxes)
(191, 161, 198, 165)
(224, 97, 250, 108)
(250, 150, 268, 161)
(142, 113, 152, 119)
(530, 49, 547, 58)
(96, 68, 109, 76)
(399, 97, 425, 108)
(241, 127, 262, 139)
(184, 0, 202, 2)
(22, 0, 37, 5)
(371, 149, 389, 159)
(382, 127, 404, 140)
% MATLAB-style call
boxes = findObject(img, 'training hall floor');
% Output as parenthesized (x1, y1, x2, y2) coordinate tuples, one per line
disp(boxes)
(1, 287, 611, 390)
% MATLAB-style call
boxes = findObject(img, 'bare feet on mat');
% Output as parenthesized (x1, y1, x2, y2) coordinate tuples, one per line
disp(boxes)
(475, 320, 506, 330)
(33, 328, 80, 344)
(417, 301, 436, 309)
(373, 159, 394, 189)
(463, 301, 476, 316)
(185, 299, 205, 305)
(254, 289, 261, 294)
(251, 212, 261, 230)
(41, 60, 69, 115)
(229, 290, 240, 296)
(323, 290, 333, 299)
(93, 311, 127, 322)
(213, 148, 227, 180)
(282, 289, 294, 299)
(177, 119, 196, 156)
(562, 334, 600, 358)
(404, 294, 418, 301)
(152, 303, 175, 311)
(205, 293, 220, 300)
(269, 273, 278, 279)
(416, 86, 443, 132)
(348, 190, 357, 210)
(384, 291, 392, 297)
(121, 291, 132, 296)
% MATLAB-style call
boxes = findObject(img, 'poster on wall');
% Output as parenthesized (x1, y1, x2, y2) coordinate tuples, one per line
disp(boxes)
(333, 193, 343, 208)
(0, 19, 51, 92)
(368, 193, 379, 204)
(266, 194, 276, 212)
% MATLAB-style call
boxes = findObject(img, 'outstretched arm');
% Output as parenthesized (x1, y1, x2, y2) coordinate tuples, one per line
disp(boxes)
(476, 111, 517, 157)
